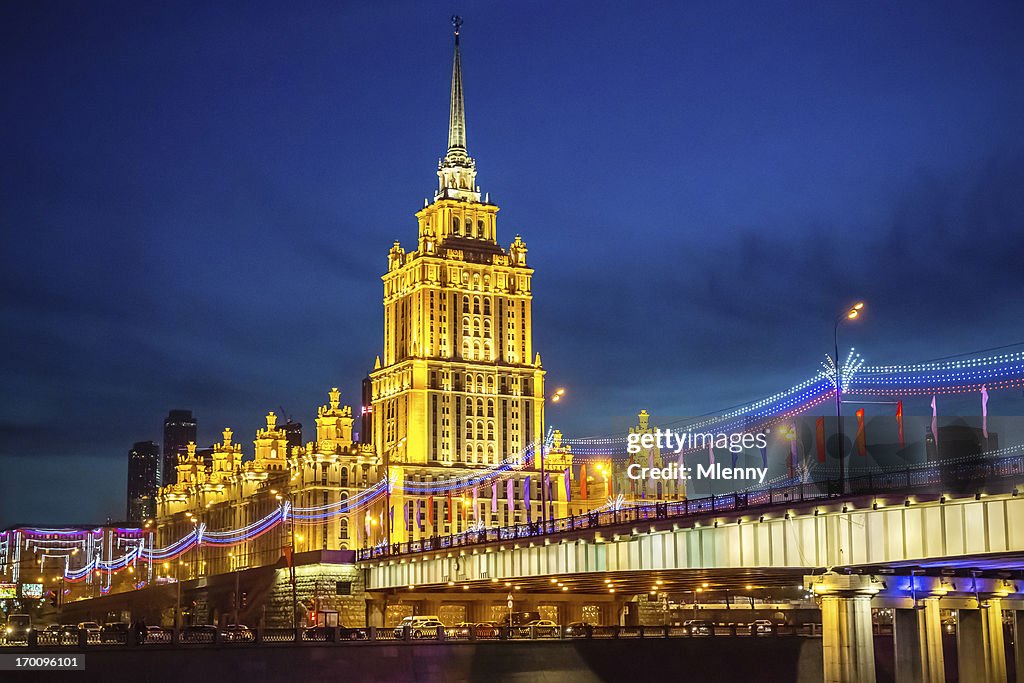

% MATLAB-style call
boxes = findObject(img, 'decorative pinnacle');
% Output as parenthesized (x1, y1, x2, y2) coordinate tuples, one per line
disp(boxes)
(451, 14, 462, 41)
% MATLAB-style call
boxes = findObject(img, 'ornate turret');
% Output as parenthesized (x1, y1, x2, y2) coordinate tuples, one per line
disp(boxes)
(252, 411, 288, 471)
(210, 427, 242, 482)
(175, 441, 205, 487)
(316, 387, 354, 452)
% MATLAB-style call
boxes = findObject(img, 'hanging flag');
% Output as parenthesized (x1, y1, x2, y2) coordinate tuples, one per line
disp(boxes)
(427, 496, 434, 528)
(364, 513, 371, 540)
(447, 491, 453, 524)
(492, 481, 498, 512)
(788, 427, 797, 478)
(564, 467, 571, 503)
(759, 445, 767, 469)
(544, 472, 551, 501)
(506, 479, 514, 513)
(896, 401, 904, 449)
(931, 396, 938, 446)
(580, 464, 587, 500)
(403, 502, 409, 531)
(472, 486, 479, 520)
(524, 476, 532, 522)
(389, 506, 394, 533)
(981, 385, 989, 440)
(816, 417, 826, 463)
(855, 409, 866, 456)
(462, 498, 468, 524)
(708, 443, 715, 465)
(416, 499, 423, 529)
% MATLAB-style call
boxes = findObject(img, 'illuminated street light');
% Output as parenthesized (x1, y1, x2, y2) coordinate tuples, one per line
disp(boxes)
(834, 301, 866, 492)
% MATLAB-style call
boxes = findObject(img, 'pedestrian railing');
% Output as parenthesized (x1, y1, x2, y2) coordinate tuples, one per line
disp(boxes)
(2, 622, 827, 649)
(357, 453, 1024, 561)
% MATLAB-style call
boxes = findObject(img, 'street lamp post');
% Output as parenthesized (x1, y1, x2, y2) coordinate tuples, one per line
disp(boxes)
(275, 490, 299, 630)
(833, 302, 865, 494)
(542, 388, 566, 528)
(383, 438, 406, 549)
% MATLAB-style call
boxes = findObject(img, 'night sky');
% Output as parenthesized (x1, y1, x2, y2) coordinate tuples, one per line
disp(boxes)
(2, 1, 1023, 526)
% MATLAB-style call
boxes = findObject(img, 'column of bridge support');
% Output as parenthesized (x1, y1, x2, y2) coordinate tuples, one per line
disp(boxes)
(894, 598, 945, 683)
(807, 574, 879, 683)
(1014, 609, 1024, 683)
(957, 598, 1007, 683)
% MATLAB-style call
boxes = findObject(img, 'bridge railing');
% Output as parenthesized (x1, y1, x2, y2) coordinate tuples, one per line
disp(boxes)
(2, 622, 832, 649)
(356, 454, 1024, 561)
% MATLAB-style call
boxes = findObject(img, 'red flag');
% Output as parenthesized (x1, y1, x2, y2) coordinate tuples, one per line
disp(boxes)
(855, 409, 866, 456)
(895, 401, 904, 448)
(447, 491, 453, 524)
(282, 545, 293, 568)
(815, 417, 826, 463)
(580, 465, 587, 499)
(427, 496, 434, 527)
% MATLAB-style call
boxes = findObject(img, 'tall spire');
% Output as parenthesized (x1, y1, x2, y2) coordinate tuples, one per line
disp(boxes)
(447, 15, 467, 156)
(437, 15, 479, 202)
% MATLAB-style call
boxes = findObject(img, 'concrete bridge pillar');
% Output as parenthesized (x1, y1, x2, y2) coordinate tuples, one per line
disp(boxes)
(365, 597, 386, 628)
(1014, 610, 1024, 683)
(807, 574, 879, 683)
(957, 599, 1007, 683)
(894, 598, 945, 683)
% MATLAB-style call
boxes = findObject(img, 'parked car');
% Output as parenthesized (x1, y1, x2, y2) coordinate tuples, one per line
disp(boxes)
(474, 621, 501, 638)
(180, 624, 218, 642)
(392, 615, 443, 639)
(447, 622, 474, 638)
(683, 619, 712, 636)
(141, 625, 169, 643)
(749, 619, 774, 635)
(563, 621, 593, 638)
(521, 619, 559, 637)
(77, 621, 101, 641)
(303, 625, 366, 641)
(100, 622, 130, 643)
(220, 624, 254, 642)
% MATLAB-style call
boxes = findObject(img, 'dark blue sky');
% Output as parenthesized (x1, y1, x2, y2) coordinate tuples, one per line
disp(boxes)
(2, 1, 1023, 525)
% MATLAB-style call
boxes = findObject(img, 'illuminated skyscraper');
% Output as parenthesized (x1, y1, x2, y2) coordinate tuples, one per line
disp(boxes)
(127, 440, 160, 521)
(162, 409, 197, 486)
(368, 18, 555, 542)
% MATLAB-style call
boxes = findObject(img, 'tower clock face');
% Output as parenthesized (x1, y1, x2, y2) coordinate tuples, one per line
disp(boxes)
(271, 449, 277, 459)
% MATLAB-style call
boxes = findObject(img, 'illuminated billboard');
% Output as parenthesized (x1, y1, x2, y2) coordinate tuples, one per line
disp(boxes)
(0, 583, 17, 599)
(21, 583, 43, 599)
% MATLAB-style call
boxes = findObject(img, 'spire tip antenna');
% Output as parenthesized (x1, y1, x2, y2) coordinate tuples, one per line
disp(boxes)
(451, 14, 462, 38)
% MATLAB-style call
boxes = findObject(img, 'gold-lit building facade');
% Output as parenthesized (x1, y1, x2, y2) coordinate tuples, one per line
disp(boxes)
(151, 27, 682, 577)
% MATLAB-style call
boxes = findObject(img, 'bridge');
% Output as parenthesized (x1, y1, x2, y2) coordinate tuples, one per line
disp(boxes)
(359, 455, 1024, 683)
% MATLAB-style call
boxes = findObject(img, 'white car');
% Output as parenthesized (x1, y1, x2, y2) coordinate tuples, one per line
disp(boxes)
(521, 619, 559, 637)
(393, 615, 444, 639)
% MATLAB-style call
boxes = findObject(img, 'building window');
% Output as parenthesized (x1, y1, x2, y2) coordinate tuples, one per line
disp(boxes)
(453, 217, 461, 235)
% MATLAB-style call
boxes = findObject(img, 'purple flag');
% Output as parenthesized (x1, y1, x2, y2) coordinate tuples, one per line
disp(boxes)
(492, 481, 498, 512)
(403, 502, 409, 531)
(759, 445, 767, 468)
(564, 467, 571, 502)
(524, 476, 532, 522)
(981, 385, 989, 439)
(416, 499, 423, 529)
(506, 479, 514, 513)
(931, 396, 938, 445)
(543, 472, 550, 501)
(472, 486, 479, 520)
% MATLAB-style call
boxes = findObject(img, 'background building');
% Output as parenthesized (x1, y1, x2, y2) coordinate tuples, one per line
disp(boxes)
(127, 440, 160, 521)
(162, 409, 197, 487)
